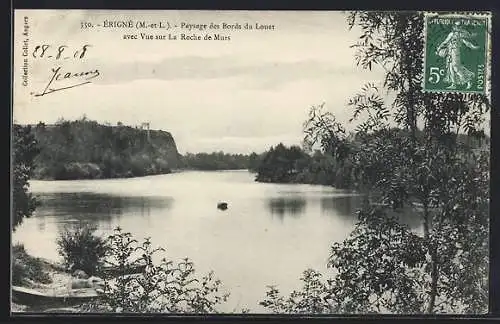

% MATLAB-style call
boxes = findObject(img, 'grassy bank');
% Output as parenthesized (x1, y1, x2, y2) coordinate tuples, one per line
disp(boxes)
(12, 244, 53, 286)
(12, 244, 75, 312)
(11, 226, 231, 313)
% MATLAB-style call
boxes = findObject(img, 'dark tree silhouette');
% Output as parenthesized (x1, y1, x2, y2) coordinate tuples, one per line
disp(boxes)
(12, 124, 40, 230)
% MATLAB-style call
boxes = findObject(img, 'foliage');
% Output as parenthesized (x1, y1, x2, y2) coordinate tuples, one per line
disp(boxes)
(255, 143, 311, 183)
(12, 124, 40, 230)
(12, 243, 51, 285)
(426, 150, 489, 313)
(56, 223, 109, 275)
(304, 103, 351, 162)
(91, 227, 229, 313)
(253, 142, 356, 188)
(261, 11, 489, 314)
(247, 152, 262, 172)
(327, 208, 427, 313)
(255, 131, 485, 192)
(32, 118, 179, 180)
(294, 150, 338, 186)
(260, 269, 335, 314)
(180, 151, 260, 171)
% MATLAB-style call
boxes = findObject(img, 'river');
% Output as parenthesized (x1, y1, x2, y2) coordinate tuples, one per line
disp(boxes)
(12, 170, 421, 312)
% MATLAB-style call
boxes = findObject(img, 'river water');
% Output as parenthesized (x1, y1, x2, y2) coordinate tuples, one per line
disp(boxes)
(12, 170, 420, 312)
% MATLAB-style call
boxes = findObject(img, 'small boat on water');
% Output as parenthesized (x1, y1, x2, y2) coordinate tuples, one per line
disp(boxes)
(217, 202, 228, 210)
(12, 286, 102, 307)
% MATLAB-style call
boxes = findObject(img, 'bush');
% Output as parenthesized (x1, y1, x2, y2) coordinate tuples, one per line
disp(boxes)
(260, 269, 335, 314)
(56, 224, 108, 275)
(91, 227, 229, 313)
(12, 243, 51, 285)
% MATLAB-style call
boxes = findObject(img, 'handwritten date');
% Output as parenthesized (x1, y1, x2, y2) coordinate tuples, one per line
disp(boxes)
(33, 44, 91, 60)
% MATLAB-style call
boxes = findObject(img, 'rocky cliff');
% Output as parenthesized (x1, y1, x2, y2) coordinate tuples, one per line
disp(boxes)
(28, 118, 180, 180)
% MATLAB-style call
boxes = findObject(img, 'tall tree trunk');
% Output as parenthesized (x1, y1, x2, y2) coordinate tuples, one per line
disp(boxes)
(428, 247, 439, 313)
(423, 202, 438, 313)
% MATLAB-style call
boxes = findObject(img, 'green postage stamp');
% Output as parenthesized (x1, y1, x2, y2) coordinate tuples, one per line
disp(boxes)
(423, 13, 490, 94)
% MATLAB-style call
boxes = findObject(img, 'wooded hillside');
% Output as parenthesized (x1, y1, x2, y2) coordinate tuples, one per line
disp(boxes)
(29, 118, 180, 180)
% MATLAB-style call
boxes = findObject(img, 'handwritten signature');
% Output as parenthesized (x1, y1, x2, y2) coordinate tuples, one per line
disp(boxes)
(34, 66, 100, 97)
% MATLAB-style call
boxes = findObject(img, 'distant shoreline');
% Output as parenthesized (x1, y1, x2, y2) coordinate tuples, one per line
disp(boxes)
(31, 168, 254, 181)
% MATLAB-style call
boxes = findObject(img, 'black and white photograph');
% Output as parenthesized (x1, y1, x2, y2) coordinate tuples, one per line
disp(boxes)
(11, 9, 491, 314)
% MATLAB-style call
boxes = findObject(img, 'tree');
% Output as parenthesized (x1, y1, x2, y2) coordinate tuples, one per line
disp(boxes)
(262, 11, 489, 314)
(255, 144, 311, 183)
(12, 124, 40, 230)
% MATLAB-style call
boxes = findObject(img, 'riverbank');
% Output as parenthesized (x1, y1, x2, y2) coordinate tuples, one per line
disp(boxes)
(11, 244, 82, 313)
(32, 168, 253, 181)
(33, 163, 174, 181)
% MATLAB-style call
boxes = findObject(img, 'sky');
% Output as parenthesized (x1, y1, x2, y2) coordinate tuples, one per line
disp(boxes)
(14, 10, 385, 154)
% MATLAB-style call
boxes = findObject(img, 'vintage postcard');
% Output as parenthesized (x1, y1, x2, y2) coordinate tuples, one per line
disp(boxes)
(11, 10, 491, 315)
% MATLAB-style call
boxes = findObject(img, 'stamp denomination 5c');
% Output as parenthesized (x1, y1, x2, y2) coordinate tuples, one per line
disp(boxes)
(423, 13, 489, 94)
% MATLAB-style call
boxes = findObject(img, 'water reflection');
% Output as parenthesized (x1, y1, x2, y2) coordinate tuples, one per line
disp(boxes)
(36, 220, 46, 231)
(33, 192, 174, 231)
(320, 195, 365, 218)
(320, 195, 422, 231)
(266, 197, 306, 221)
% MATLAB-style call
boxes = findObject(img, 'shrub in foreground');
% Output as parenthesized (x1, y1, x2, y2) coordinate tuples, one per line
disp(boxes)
(85, 227, 229, 313)
(56, 223, 108, 276)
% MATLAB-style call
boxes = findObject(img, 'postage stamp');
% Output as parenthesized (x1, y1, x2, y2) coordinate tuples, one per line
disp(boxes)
(423, 13, 489, 94)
